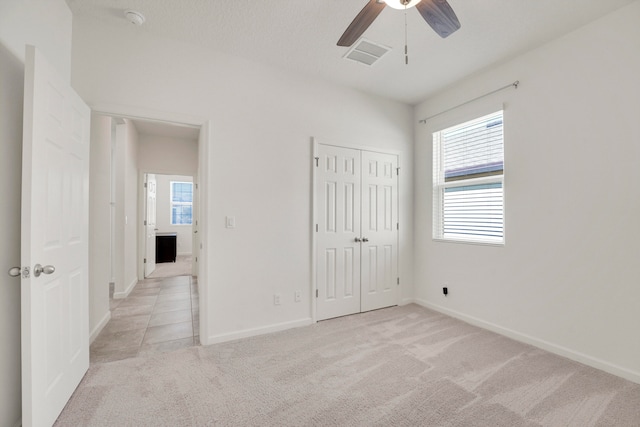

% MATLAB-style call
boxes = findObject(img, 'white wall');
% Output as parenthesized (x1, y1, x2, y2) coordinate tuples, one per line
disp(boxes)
(70, 17, 415, 343)
(0, 1, 72, 425)
(155, 175, 194, 255)
(138, 133, 198, 176)
(414, 1, 640, 383)
(113, 121, 140, 297)
(89, 114, 112, 341)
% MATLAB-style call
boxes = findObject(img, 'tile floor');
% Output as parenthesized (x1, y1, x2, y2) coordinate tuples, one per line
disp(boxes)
(91, 275, 199, 363)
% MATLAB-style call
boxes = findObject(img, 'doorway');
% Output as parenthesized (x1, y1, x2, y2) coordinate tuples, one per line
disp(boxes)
(314, 143, 400, 321)
(90, 114, 205, 362)
(142, 173, 195, 280)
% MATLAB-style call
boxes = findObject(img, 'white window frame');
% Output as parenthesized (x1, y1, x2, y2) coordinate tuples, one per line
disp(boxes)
(432, 110, 505, 245)
(170, 181, 193, 226)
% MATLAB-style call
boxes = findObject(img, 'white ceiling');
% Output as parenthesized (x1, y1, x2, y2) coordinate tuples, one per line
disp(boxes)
(66, 0, 635, 105)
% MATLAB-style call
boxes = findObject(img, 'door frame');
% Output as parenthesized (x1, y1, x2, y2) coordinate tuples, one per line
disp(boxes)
(92, 105, 212, 344)
(137, 171, 195, 281)
(311, 137, 402, 323)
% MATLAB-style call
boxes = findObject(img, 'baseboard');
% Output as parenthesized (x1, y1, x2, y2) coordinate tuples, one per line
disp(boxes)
(113, 278, 137, 299)
(399, 297, 416, 306)
(413, 299, 640, 385)
(177, 251, 192, 256)
(90, 310, 111, 343)
(206, 318, 314, 345)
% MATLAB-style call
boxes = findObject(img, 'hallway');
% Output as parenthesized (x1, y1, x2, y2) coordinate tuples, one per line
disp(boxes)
(91, 275, 199, 363)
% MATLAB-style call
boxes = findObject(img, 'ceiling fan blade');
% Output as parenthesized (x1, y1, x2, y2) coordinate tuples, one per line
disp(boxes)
(337, 0, 386, 47)
(416, 0, 461, 38)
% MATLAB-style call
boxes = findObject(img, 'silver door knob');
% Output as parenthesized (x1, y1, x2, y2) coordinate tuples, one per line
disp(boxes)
(354, 237, 362, 242)
(362, 237, 369, 242)
(33, 264, 55, 278)
(8, 267, 21, 277)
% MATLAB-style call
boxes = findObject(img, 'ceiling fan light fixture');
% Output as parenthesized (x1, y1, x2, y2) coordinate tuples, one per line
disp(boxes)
(383, 0, 421, 10)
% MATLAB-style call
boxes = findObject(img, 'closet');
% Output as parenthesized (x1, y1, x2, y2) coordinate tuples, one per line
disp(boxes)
(315, 144, 399, 321)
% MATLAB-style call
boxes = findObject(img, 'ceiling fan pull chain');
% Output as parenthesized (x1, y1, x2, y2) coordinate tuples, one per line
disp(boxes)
(404, 9, 409, 65)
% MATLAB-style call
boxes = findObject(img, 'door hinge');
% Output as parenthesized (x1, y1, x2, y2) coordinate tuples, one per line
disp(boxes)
(397, 277, 400, 285)
(316, 289, 318, 298)
(396, 167, 400, 175)
(195, 183, 198, 190)
(144, 220, 147, 226)
(195, 257, 198, 262)
(314, 157, 319, 167)
(144, 258, 146, 264)
(144, 182, 147, 188)
(396, 222, 399, 230)
(315, 224, 318, 232)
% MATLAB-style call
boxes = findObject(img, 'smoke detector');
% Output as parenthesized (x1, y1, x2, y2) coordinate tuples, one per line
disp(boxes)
(124, 9, 145, 26)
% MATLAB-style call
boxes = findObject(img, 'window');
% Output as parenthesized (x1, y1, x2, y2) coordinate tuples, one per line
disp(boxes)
(432, 110, 504, 244)
(170, 181, 193, 225)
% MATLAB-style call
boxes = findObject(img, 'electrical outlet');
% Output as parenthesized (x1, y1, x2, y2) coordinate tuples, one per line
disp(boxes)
(443, 286, 448, 296)
(274, 294, 281, 305)
(294, 290, 301, 302)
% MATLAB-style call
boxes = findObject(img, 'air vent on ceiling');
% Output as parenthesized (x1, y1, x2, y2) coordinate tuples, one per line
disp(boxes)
(344, 39, 391, 66)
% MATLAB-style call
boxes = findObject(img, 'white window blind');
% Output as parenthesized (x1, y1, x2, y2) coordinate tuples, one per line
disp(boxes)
(170, 181, 193, 225)
(433, 111, 504, 243)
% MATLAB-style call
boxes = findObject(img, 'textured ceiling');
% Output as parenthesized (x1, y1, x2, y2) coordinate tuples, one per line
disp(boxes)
(66, 0, 635, 105)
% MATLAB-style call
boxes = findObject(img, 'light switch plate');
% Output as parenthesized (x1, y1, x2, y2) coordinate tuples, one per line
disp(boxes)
(226, 216, 236, 228)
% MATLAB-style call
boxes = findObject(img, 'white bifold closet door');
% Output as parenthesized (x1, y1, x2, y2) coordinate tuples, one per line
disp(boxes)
(316, 144, 398, 321)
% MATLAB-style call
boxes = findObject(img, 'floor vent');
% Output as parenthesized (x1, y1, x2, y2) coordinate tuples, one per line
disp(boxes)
(344, 39, 391, 66)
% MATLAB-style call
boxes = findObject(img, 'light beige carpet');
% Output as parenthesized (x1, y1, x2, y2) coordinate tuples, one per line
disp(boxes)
(147, 255, 193, 278)
(55, 304, 640, 426)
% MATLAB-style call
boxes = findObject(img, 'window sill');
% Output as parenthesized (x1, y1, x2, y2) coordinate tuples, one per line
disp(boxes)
(432, 238, 504, 247)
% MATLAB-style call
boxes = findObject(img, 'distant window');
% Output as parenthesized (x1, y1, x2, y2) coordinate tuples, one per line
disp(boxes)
(170, 181, 193, 225)
(432, 110, 504, 244)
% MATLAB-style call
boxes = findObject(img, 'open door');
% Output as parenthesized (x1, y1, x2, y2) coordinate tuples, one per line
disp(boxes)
(21, 46, 91, 426)
(144, 173, 157, 277)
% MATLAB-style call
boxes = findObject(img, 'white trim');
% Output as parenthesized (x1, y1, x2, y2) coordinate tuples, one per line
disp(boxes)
(313, 137, 402, 157)
(207, 318, 314, 344)
(91, 104, 206, 128)
(89, 310, 111, 344)
(399, 297, 416, 306)
(310, 138, 318, 323)
(113, 278, 137, 299)
(413, 299, 640, 385)
(197, 121, 212, 345)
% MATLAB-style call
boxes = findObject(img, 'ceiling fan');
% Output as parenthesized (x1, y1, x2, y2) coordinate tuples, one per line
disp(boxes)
(337, 0, 461, 47)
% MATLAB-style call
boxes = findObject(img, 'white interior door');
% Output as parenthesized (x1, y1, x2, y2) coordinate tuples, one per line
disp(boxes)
(21, 45, 91, 427)
(315, 144, 399, 321)
(144, 173, 157, 277)
(316, 145, 362, 321)
(360, 151, 399, 312)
